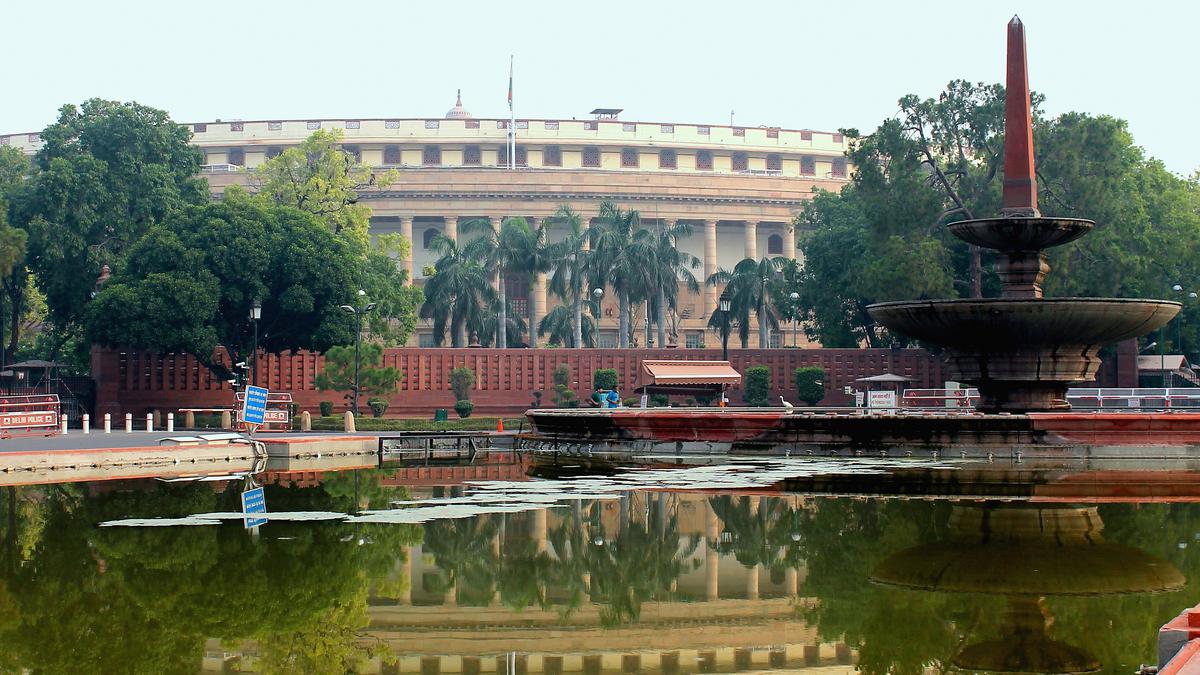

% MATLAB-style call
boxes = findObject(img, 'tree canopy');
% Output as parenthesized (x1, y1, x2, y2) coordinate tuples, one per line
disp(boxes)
(797, 80, 1200, 349)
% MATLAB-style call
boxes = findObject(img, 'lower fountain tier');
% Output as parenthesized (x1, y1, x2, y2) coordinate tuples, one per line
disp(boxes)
(867, 298, 1180, 412)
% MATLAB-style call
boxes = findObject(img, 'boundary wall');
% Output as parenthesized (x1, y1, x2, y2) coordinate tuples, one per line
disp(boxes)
(90, 343, 1136, 419)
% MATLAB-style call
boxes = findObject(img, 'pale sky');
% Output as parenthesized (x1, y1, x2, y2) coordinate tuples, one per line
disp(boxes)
(2, 0, 1196, 175)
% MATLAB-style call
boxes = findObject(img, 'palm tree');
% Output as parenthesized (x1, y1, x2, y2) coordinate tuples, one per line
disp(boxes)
(647, 221, 701, 348)
(473, 297, 528, 347)
(707, 256, 785, 348)
(538, 305, 595, 347)
(545, 206, 591, 348)
(590, 202, 654, 348)
(420, 235, 495, 347)
(462, 217, 544, 349)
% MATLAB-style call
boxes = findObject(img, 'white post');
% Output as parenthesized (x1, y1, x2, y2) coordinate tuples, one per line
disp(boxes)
(146, 413, 154, 433)
(124, 413, 132, 433)
(82, 414, 90, 434)
(167, 413, 174, 433)
(104, 413, 111, 433)
(60, 415, 68, 434)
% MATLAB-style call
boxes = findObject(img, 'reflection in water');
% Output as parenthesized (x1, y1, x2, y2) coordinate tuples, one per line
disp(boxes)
(0, 471, 1197, 673)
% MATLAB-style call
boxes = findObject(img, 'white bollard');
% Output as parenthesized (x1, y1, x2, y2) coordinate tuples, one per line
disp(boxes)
(125, 413, 132, 433)
(167, 413, 174, 433)
(146, 413, 154, 433)
(60, 415, 68, 434)
(104, 413, 111, 433)
(82, 414, 90, 434)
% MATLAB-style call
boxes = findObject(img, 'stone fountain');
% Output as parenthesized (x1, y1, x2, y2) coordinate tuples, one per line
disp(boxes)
(867, 17, 1179, 412)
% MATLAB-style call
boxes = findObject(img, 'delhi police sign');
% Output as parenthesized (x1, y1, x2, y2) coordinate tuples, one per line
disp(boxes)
(241, 486, 267, 529)
(241, 386, 269, 426)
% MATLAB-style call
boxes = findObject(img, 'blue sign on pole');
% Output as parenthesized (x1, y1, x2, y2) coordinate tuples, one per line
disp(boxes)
(242, 486, 267, 528)
(242, 385, 268, 426)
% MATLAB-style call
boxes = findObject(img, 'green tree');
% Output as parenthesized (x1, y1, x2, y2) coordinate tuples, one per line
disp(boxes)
(743, 365, 771, 406)
(538, 304, 595, 348)
(646, 220, 701, 348)
(549, 363, 578, 407)
(359, 234, 423, 346)
(449, 366, 476, 402)
(590, 202, 654, 348)
(544, 205, 592, 348)
(462, 216, 547, 349)
(315, 343, 403, 409)
(88, 192, 358, 374)
(593, 368, 618, 392)
(420, 235, 495, 347)
(11, 99, 207, 355)
(707, 257, 786, 348)
(794, 366, 826, 406)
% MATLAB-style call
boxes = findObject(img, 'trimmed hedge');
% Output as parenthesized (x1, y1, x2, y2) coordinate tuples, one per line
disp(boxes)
(307, 416, 525, 432)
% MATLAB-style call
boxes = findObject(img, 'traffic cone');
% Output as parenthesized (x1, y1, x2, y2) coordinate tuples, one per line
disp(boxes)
(497, 418, 504, 432)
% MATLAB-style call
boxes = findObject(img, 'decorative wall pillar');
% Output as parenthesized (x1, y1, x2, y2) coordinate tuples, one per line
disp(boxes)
(444, 215, 458, 243)
(744, 220, 757, 260)
(399, 216, 414, 284)
(704, 220, 717, 317)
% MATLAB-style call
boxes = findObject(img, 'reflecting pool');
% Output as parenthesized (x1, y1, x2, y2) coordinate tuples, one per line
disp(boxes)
(1, 454, 1198, 674)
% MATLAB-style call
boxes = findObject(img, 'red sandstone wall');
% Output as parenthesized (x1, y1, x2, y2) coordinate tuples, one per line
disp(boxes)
(91, 345, 948, 418)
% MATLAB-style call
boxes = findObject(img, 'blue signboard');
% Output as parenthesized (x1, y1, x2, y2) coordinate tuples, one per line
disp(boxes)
(242, 486, 267, 528)
(242, 385, 269, 425)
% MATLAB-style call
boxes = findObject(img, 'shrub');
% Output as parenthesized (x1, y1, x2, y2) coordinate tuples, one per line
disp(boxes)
(367, 397, 389, 418)
(744, 366, 771, 407)
(622, 397, 640, 407)
(319, 401, 334, 417)
(651, 394, 669, 407)
(593, 368, 619, 392)
(794, 366, 826, 406)
(449, 367, 476, 402)
(454, 400, 475, 418)
(550, 364, 579, 407)
(531, 391, 543, 408)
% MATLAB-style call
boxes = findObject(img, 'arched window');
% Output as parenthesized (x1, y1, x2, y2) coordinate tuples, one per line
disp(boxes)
(422, 228, 439, 250)
(767, 233, 784, 255)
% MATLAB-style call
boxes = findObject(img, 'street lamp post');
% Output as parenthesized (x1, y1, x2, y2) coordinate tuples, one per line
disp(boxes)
(250, 298, 262, 386)
(789, 291, 800, 348)
(340, 290, 377, 416)
(719, 297, 732, 362)
(592, 288, 604, 348)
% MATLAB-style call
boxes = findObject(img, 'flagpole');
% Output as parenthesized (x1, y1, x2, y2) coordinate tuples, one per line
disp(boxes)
(509, 55, 516, 171)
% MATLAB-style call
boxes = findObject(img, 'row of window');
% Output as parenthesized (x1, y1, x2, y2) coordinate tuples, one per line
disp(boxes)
(193, 120, 842, 143)
(419, 228, 787, 253)
(215, 144, 847, 176)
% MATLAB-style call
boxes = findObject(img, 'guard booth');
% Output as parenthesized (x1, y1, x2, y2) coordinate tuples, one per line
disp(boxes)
(0, 394, 61, 438)
(633, 360, 742, 406)
(234, 391, 292, 431)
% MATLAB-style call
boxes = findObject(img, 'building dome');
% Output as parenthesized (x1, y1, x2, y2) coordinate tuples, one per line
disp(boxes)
(445, 90, 472, 119)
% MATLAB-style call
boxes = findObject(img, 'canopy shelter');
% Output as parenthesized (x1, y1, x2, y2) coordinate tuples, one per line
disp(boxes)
(634, 360, 742, 397)
(855, 372, 913, 393)
(1, 360, 69, 393)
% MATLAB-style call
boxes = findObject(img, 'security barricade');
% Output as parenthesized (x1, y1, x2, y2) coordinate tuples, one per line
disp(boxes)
(0, 394, 61, 438)
(901, 388, 980, 409)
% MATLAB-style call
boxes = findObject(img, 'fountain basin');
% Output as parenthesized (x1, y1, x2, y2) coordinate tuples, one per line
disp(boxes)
(868, 298, 1179, 411)
(948, 217, 1094, 251)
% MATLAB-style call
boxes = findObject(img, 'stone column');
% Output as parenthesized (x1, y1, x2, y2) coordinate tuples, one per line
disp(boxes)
(743, 220, 757, 260)
(398, 545, 413, 605)
(532, 507, 548, 554)
(785, 566, 800, 597)
(444, 215, 458, 243)
(703, 220, 717, 317)
(399, 216, 414, 283)
(782, 222, 797, 261)
(529, 216, 547, 347)
(705, 500, 720, 601)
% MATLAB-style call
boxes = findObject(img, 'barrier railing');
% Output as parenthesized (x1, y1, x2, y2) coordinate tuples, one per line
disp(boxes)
(901, 389, 980, 409)
(0, 394, 60, 438)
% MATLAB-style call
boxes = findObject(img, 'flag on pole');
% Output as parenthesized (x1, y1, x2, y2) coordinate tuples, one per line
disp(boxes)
(508, 56, 514, 111)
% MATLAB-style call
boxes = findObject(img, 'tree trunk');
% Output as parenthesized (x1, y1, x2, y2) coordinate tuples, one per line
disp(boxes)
(528, 276, 537, 349)
(572, 295, 583, 349)
(759, 284, 770, 348)
(6, 280, 23, 357)
(657, 286, 668, 348)
(644, 300, 652, 347)
(497, 271, 507, 349)
(618, 292, 630, 349)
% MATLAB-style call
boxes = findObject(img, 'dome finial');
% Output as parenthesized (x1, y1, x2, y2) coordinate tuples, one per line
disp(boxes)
(446, 90, 473, 119)
(456, 89, 462, 105)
